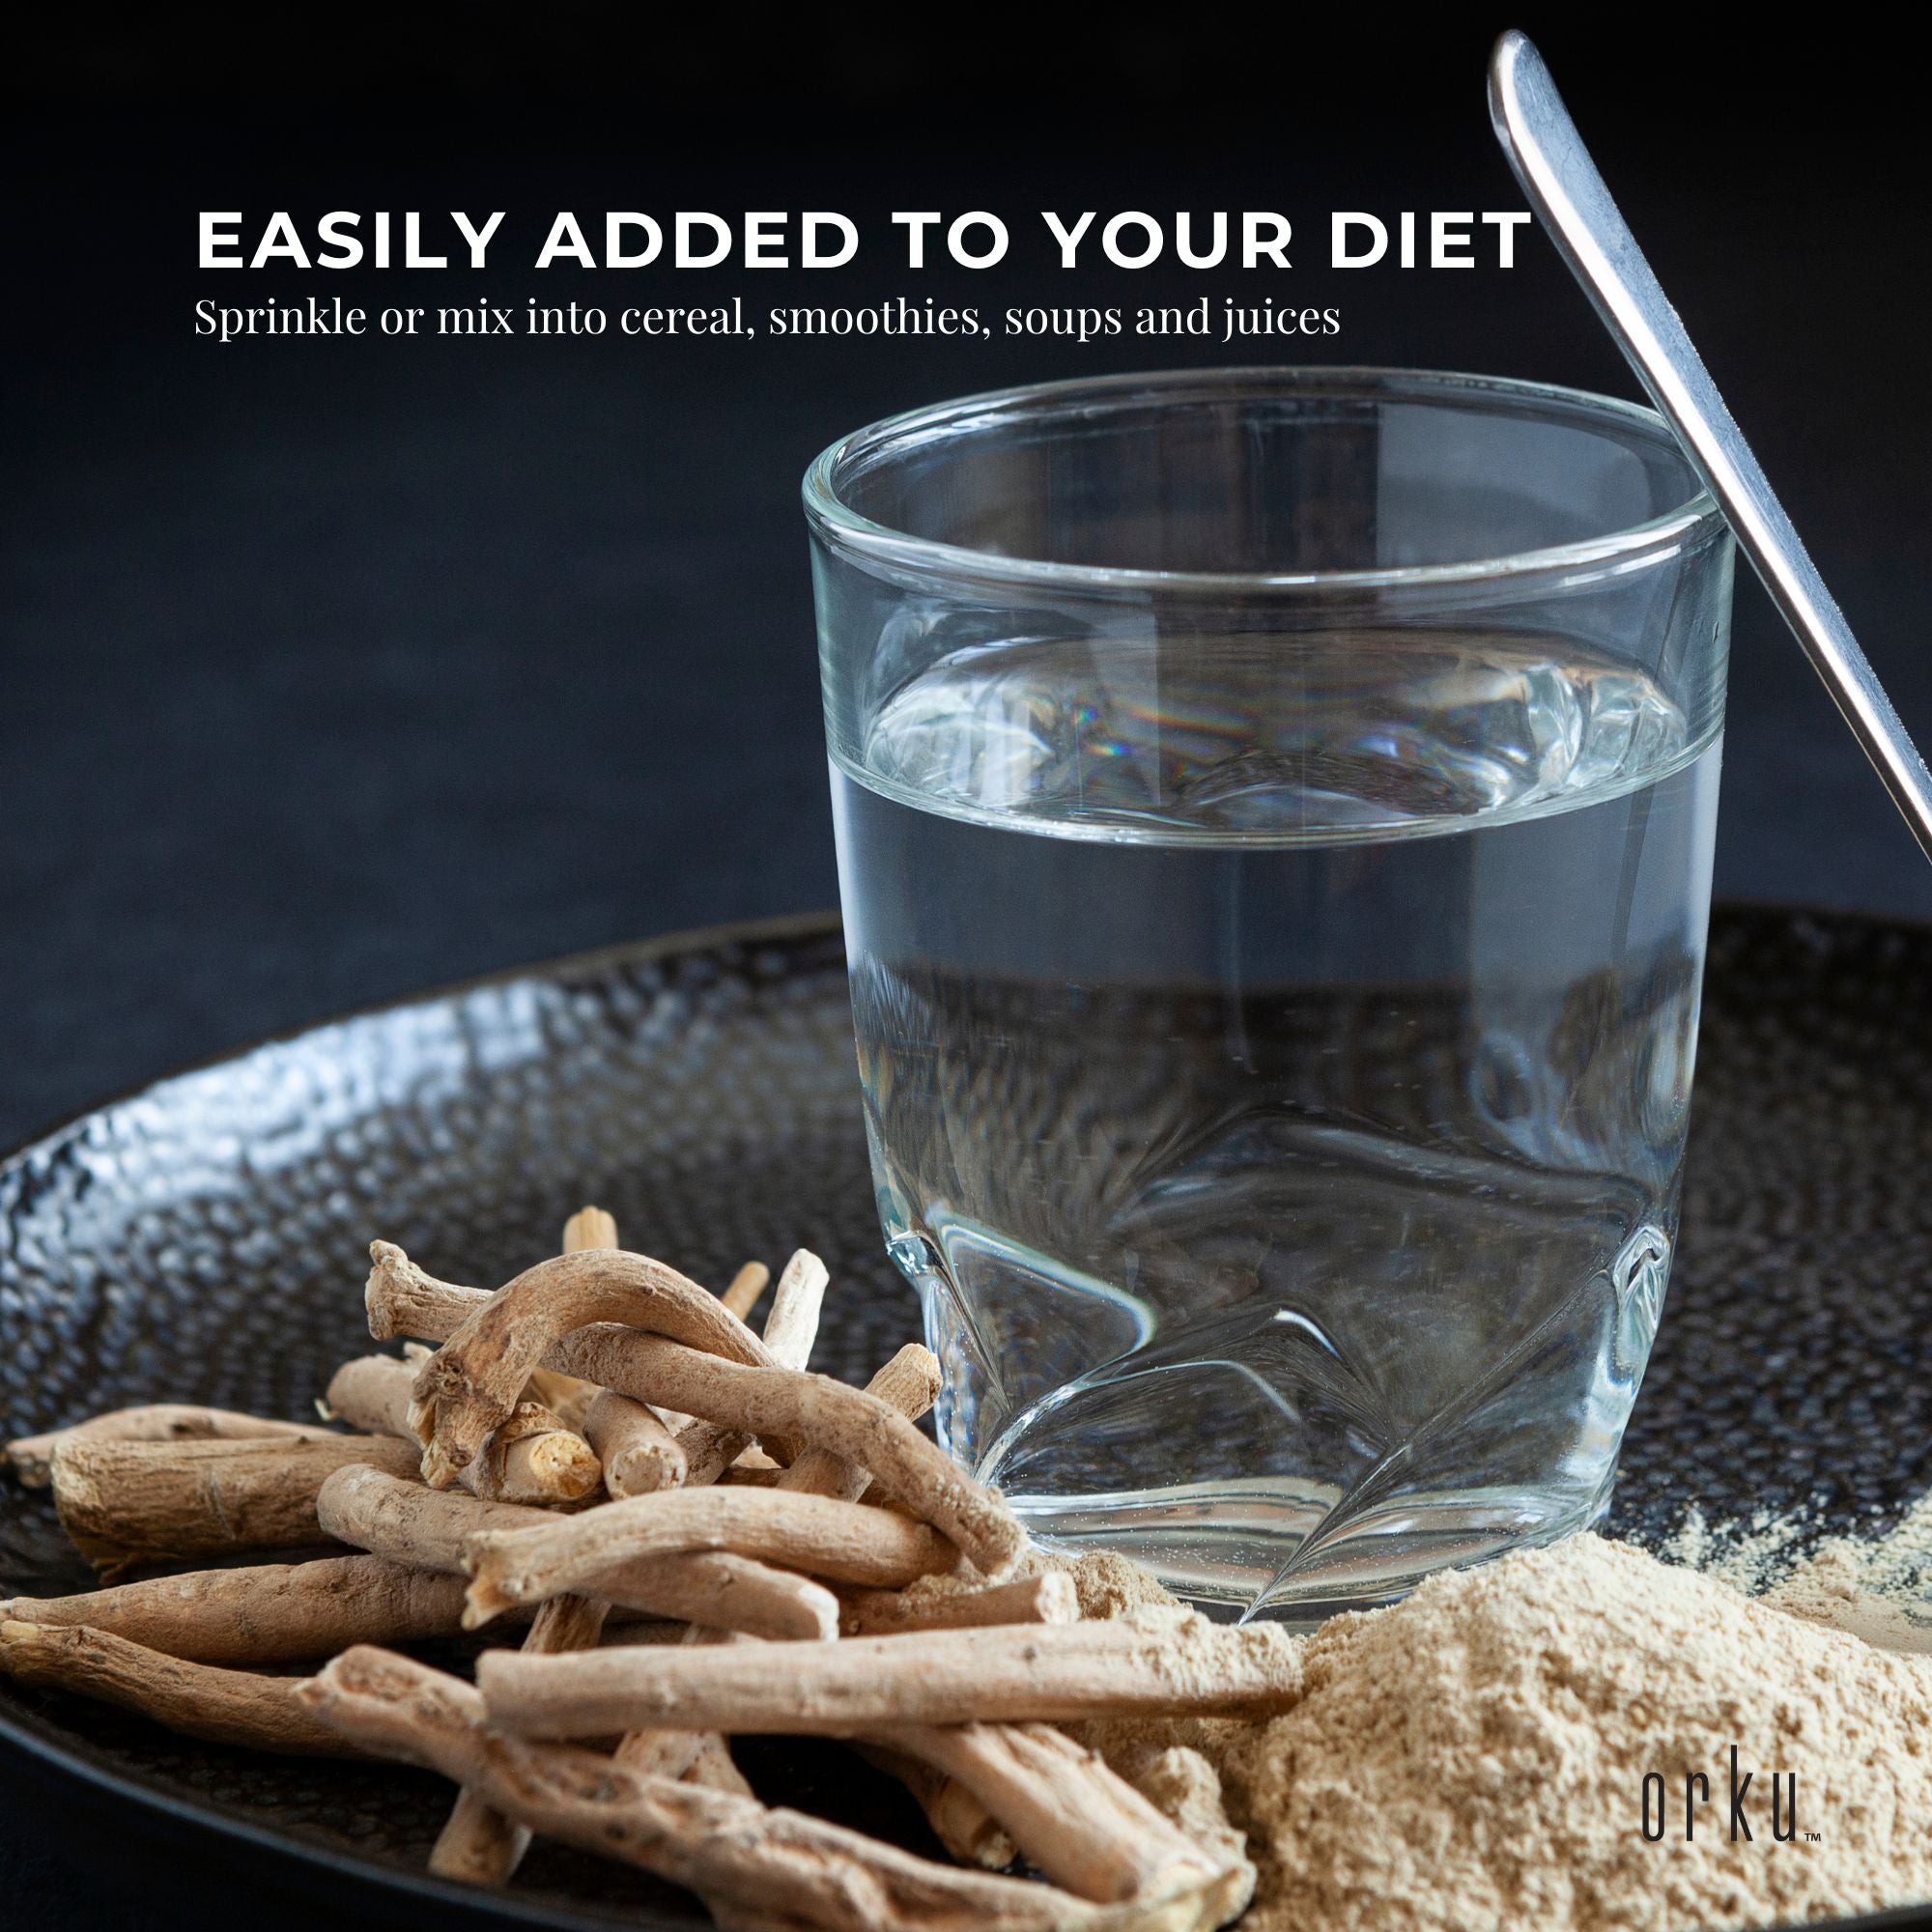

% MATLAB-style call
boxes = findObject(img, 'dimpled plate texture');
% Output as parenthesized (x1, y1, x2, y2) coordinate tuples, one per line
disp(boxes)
(0, 905, 1928, 1930)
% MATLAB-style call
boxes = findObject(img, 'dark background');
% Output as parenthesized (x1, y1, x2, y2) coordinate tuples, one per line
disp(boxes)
(2, 8, 1927, 1925)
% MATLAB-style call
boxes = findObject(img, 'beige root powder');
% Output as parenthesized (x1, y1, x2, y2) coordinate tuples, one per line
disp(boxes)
(1068, 1536, 1932, 1932)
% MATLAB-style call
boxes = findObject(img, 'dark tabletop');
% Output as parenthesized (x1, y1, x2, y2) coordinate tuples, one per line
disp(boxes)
(2, 9, 1928, 1925)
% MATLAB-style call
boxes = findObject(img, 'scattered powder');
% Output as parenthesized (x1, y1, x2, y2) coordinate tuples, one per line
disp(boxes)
(1664, 1495, 1932, 1655)
(1767, 1548, 1932, 1655)
(1661, 1504, 1815, 1596)
(1074, 1533, 1932, 1932)
(1764, 1496, 1932, 1656)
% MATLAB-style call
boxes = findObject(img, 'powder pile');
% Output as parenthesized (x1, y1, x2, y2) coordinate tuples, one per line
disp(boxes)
(1056, 1547, 1190, 1620)
(1078, 1534, 1932, 1932)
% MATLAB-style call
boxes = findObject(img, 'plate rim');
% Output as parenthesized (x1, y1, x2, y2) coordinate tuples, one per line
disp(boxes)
(0, 906, 847, 1169)
(3, 899, 1930, 1932)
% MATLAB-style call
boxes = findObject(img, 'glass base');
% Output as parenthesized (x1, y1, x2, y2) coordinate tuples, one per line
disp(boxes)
(1008, 1478, 1615, 1627)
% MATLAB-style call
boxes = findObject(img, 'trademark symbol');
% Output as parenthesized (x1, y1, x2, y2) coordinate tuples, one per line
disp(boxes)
(1805, 1833, 1824, 1844)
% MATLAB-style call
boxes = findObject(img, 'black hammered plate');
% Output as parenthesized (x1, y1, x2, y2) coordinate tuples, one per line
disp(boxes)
(1, 905, 1929, 1931)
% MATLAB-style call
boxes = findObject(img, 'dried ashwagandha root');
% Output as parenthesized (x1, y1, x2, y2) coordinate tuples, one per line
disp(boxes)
(476, 1614, 1302, 1738)
(367, 1244, 825, 1456)
(773, 1343, 942, 1505)
(0, 1552, 486, 1665)
(323, 1355, 417, 1437)
(4, 1199, 1248, 1917)
(598, 1548, 840, 1641)
(605, 1626, 758, 1788)
(462, 1487, 958, 1625)
(634, 1258, 766, 1438)
(721, 1260, 770, 1321)
(673, 1415, 749, 1492)
(0, 1620, 371, 1757)
(431, 1203, 629, 1890)
(583, 1389, 685, 1496)
(560, 1206, 618, 1254)
(364, 1245, 489, 1344)
(295, 1647, 1250, 1932)
(639, 1255, 767, 1439)
(756, 1250, 829, 1368)
(872, 1721, 1246, 1908)
(520, 1367, 602, 1435)
(319, 1464, 839, 1640)
(854, 1741, 1021, 1871)
(51, 1433, 421, 1577)
(529, 1209, 624, 1435)
(557, 1327, 1024, 1577)
(8, 1205, 1262, 1931)
(737, 1341, 1190, 1895)
(755, 1337, 1031, 1860)
(680, 1732, 753, 1798)
(430, 1590, 610, 1886)
(317, 1462, 552, 1573)
(596, 1243, 839, 1804)
(839, 1571, 1079, 1638)
(670, 1246, 829, 1485)
(7, 1406, 335, 1488)
(365, 1245, 843, 1490)
(327, 1356, 605, 1506)
(382, 1244, 778, 1488)
(613, 1721, 717, 1784)
(469, 1401, 603, 1505)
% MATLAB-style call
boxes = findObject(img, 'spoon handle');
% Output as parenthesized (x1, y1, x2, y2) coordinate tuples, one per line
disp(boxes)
(1490, 30, 1932, 865)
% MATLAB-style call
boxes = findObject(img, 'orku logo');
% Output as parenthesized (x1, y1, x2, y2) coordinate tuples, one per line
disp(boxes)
(1640, 1747, 1799, 1843)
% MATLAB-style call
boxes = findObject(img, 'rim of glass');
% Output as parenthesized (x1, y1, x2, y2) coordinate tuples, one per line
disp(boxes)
(802, 364, 1724, 597)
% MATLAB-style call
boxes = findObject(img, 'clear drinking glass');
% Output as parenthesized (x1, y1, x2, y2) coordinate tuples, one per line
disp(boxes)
(805, 367, 1731, 1619)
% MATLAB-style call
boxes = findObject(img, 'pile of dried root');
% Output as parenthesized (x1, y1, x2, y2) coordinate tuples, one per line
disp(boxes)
(1, 1207, 1293, 1930)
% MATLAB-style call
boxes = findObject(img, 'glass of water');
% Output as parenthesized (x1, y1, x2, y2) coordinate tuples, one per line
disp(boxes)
(805, 367, 1731, 1619)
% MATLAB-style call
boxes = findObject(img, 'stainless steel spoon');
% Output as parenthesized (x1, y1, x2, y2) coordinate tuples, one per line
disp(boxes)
(1490, 29, 1932, 865)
